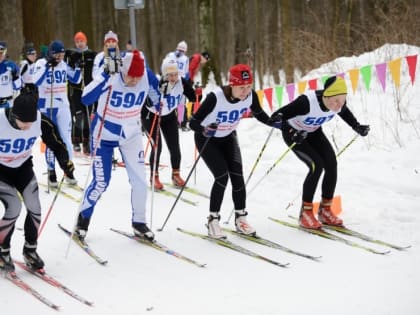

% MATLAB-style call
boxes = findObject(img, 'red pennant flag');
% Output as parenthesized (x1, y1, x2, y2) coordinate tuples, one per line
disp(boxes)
(263, 87, 273, 112)
(406, 55, 418, 85)
(308, 79, 318, 90)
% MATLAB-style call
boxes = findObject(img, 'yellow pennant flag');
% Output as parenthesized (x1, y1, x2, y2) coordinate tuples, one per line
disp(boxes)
(348, 69, 359, 94)
(256, 89, 264, 109)
(388, 57, 402, 88)
(297, 80, 307, 95)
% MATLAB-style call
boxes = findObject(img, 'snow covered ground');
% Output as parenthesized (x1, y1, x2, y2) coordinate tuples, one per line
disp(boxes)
(1, 44, 419, 315)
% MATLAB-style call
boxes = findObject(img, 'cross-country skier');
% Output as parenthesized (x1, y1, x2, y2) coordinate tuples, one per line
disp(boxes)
(141, 56, 197, 190)
(75, 49, 160, 242)
(33, 40, 81, 187)
(0, 41, 22, 109)
(189, 64, 281, 239)
(0, 93, 76, 272)
(166, 41, 190, 131)
(19, 42, 38, 97)
(270, 76, 370, 229)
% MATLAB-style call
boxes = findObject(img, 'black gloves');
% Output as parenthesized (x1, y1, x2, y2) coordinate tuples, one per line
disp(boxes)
(353, 124, 370, 137)
(63, 160, 75, 179)
(269, 112, 283, 129)
(292, 130, 308, 144)
(47, 55, 58, 68)
(203, 122, 218, 137)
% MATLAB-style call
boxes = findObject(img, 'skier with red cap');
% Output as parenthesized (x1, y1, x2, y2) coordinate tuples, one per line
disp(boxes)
(189, 64, 281, 239)
(76, 49, 161, 242)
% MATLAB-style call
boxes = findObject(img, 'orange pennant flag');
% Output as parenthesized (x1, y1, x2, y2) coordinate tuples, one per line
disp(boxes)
(388, 57, 402, 88)
(348, 69, 359, 94)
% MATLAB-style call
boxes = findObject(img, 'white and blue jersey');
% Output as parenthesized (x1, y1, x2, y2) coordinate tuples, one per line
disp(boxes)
(147, 79, 184, 116)
(0, 59, 22, 108)
(200, 87, 252, 138)
(287, 90, 338, 133)
(79, 66, 160, 224)
(165, 51, 189, 80)
(0, 110, 40, 168)
(33, 58, 81, 168)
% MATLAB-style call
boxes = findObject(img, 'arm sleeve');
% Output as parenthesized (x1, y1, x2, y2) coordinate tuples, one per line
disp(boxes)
(66, 64, 82, 84)
(338, 103, 360, 129)
(249, 90, 271, 126)
(189, 92, 217, 133)
(271, 94, 311, 120)
(20, 63, 29, 76)
(33, 59, 50, 87)
(182, 77, 196, 102)
(146, 67, 161, 108)
(40, 113, 71, 171)
(81, 71, 110, 105)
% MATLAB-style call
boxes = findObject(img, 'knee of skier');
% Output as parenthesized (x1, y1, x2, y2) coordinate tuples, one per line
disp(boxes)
(214, 171, 229, 188)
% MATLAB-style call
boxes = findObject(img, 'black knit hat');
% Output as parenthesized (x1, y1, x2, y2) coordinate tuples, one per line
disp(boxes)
(201, 51, 210, 60)
(12, 94, 38, 122)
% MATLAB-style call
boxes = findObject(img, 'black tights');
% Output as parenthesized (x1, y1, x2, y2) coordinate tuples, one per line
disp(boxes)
(282, 127, 337, 203)
(195, 132, 246, 213)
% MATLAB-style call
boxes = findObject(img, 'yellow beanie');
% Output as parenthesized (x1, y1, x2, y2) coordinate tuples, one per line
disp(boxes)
(323, 77, 347, 97)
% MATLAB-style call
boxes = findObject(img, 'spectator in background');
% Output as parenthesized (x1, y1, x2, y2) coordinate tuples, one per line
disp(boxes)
(65, 31, 97, 155)
(126, 40, 133, 52)
(188, 51, 210, 86)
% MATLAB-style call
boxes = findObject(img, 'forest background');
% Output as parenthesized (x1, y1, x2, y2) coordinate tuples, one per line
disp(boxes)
(1, 0, 420, 87)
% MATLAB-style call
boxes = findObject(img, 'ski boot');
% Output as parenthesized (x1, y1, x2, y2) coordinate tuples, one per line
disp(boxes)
(23, 243, 44, 270)
(133, 222, 155, 241)
(0, 247, 14, 272)
(207, 212, 226, 239)
(299, 202, 322, 229)
(235, 210, 256, 236)
(318, 198, 343, 226)
(172, 169, 185, 187)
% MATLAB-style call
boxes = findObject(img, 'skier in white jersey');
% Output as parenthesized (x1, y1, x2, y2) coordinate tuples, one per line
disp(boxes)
(75, 50, 160, 242)
(33, 40, 81, 187)
(166, 41, 190, 130)
(141, 56, 197, 190)
(0, 41, 22, 109)
(270, 76, 370, 229)
(189, 64, 281, 239)
(0, 93, 76, 272)
(19, 42, 38, 96)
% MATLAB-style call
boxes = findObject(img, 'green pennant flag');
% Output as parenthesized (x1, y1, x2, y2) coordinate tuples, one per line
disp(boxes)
(360, 65, 372, 91)
(275, 86, 284, 108)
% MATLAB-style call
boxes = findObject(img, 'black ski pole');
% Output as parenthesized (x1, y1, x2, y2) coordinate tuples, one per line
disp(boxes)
(157, 133, 213, 232)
